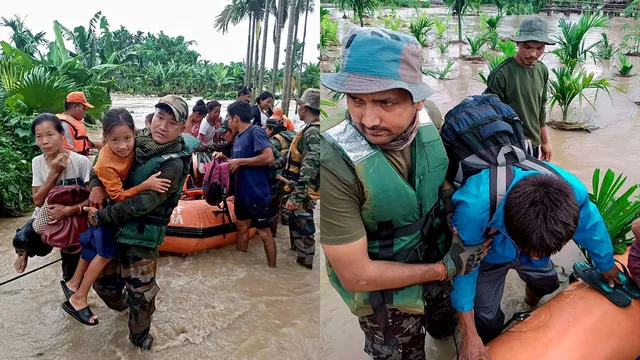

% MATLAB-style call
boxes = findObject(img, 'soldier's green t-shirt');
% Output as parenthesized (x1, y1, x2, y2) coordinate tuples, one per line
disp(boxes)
(484, 57, 549, 148)
(320, 101, 443, 246)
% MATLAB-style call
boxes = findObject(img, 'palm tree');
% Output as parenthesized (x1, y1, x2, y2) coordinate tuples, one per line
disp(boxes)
(258, 0, 272, 93)
(282, 0, 298, 115)
(296, 0, 314, 97)
(1, 15, 47, 57)
(271, 0, 287, 93)
(447, 0, 470, 42)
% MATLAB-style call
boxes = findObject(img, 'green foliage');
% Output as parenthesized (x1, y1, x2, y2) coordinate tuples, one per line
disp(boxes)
(438, 41, 451, 54)
(617, 55, 634, 77)
(384, 16, 403, 31)
(621, 23, 640, 55)
(596, 32, 618, 60)
(423, 59, 456, 80)
(409, 13, 434, 47)
(467, 0, 483, 15)
(548, 66, 614, 122)
(587, 168, 640, 257)
(444, 0, 471, 41)
(624, 0, 640, 20)
(321, 9, 340, 50)
(479, 12, 503, 32)
(433, 13, 452, 39)
(465, 35, 487, 56)
(378, 0, 430, 7)
(552, 12, 608, 72)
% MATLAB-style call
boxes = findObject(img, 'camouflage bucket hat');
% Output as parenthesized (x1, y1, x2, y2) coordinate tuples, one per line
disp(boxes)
(510, 16, 556, 45)
(215, 119, 230, 134)
(320, 27, 434, 102)
(156, 95, 189, 122)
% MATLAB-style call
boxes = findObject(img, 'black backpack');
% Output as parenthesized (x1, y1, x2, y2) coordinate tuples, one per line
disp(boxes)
(440, 94, 560, 220)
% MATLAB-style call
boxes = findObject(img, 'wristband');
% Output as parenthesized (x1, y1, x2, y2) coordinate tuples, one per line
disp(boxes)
(439, 261, 447, 281)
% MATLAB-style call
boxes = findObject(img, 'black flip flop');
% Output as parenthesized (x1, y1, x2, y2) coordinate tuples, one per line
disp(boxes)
(60, 280, 75, 302)
(614, 259, 640, 299)
(61, 301, 99, 326)
(573, 261, 632, 307)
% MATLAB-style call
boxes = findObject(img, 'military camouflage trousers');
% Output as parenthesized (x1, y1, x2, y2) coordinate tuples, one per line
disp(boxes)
(289, 207, 315, 269)
(358, 299, 458, 360)
(279, 193, 292, 225)
(92, 244, 159, 346)
(270, 190, 284, 237)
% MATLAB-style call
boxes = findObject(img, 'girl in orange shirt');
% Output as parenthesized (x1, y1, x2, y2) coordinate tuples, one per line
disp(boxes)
(272, 108, 296, 131)
(61, 108, 170, 326)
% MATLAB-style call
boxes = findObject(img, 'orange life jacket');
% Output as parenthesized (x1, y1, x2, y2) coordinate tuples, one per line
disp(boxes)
(57, 114, 92, 155)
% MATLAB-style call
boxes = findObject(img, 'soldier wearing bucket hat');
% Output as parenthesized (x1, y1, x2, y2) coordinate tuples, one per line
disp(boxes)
(319, 27, 490, 359)
(484, 16, 554, 162)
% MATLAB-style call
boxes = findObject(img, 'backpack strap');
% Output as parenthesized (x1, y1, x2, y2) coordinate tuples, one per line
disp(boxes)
(219, 162, 230, 193)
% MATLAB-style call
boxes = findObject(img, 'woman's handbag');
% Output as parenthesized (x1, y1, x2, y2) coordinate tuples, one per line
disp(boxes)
(41, 164, 89, 249)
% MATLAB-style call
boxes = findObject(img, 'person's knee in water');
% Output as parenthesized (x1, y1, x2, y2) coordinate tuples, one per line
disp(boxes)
(452, 169, 620, 357)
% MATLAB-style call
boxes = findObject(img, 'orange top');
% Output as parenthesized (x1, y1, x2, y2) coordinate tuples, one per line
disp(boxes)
(272, 108, 295, 131)
(93, 144, 137, 203)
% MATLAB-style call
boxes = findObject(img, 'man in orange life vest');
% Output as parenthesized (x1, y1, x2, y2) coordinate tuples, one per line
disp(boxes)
(57, 92, 103, 155)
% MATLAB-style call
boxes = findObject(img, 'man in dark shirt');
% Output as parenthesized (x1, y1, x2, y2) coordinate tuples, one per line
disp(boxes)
(226, 100, 277, 267)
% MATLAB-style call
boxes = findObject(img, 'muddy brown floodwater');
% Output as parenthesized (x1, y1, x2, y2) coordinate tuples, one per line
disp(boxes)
(320, 6, 640, 359)
(0, 95, 320, 360)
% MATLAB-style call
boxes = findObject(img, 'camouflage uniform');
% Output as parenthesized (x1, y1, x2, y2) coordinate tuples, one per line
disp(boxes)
(268, 144, 283, 237)
(273, 119, 320, 269)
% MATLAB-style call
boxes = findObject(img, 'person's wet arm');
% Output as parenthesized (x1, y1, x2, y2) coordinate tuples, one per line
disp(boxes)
(288, 130, 319, 205)
(321, 162, 447, 292)
(95, 159, 184, 226)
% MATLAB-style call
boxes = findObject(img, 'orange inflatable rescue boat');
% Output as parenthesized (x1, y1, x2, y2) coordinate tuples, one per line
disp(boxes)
(487, 251, 640, 360)
(158, 179, 256, 255)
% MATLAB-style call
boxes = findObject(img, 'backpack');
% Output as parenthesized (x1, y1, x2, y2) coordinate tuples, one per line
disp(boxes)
(202, 158, 231, 206)
(440, 94, 561, 220)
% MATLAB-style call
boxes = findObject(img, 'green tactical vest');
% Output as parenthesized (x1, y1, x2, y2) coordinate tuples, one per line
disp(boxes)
(321, 111, 449, 317)
(119, 133, 200, 248)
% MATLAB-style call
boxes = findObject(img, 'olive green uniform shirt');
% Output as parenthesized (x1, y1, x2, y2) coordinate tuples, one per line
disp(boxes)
(484, 57, 549, 148)
(320, 101, 443, 245)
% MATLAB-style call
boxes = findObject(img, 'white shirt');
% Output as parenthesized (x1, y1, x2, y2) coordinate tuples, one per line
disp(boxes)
(199, 118, 217, 146)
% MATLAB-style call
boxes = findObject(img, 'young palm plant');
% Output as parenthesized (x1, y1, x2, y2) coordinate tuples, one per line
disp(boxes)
(582, 168, 640, 261)
(617, 55, 634, 77)
(423, 59, 456, 80)
(409, 13, 434, 47)
(595, 32, 618, 60)
(465, 35, 487, 57)
(548, 66, 614, 123)
(433, 13, 451, 39)
(384, 16, 402, 31)
(552, 12, 608, 72)
(438, 40, 450, 55)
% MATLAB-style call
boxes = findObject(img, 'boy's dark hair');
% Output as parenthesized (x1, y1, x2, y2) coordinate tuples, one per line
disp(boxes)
(31, 113, 64, 135)
(145, 112, 154, 124)
(237, 86, 252, 97)
(103, 108, 135, 136)
(193, 99, 208, 115)
(227, 100, 252, 123)
(207, 100, 221, 112)
(504, 174, 579, 258)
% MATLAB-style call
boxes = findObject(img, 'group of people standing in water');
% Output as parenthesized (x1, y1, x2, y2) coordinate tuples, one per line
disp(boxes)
(11, 84, 321, 351)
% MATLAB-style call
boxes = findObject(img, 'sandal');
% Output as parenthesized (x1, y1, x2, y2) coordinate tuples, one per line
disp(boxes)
(614, 259, 640, 299)
(573, 261, 632, 307)
(60, 281, 75, 302)
(61, 301, 99, 326)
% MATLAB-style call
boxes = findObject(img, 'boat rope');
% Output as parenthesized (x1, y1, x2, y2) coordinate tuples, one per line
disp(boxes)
(0, 258, 62, 287)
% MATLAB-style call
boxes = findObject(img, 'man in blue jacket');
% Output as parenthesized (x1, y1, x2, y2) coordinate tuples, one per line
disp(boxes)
(451, 163, 621, 359)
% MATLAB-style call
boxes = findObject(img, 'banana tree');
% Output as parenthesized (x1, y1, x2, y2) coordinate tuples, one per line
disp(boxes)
(582, 168, 640, 261)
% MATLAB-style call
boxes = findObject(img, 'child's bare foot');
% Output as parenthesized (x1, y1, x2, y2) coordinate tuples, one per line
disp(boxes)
(14, 254, 28, 273)
(69, 294, 97, 324)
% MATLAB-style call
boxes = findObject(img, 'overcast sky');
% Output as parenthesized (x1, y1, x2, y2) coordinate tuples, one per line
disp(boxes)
(0, 0, 320, 65)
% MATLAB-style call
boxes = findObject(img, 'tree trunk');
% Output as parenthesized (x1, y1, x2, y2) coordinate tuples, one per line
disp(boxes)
(359, 12, 364, 27)
(248, 14, 256, 87)
(270, 0, 286, 94)
(258, 0, 271, 93)
(245, 13, 253, 86)
(457, 14, 462, 42)
(253, 17, 261, 89)
(291, 3, 300, 97)
(297, 0, 309, 98)
(282, 0, 298, 116)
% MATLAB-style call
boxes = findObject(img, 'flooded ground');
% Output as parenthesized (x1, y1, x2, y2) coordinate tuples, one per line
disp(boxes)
(0, 96, 320, 360)
(320, 6, 640, 359)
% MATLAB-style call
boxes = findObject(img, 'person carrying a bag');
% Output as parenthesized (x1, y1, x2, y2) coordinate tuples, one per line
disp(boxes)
(13, 113, 92, 282)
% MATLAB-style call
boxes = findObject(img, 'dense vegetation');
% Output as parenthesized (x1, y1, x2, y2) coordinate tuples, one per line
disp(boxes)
(0, 5, 319, 215)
